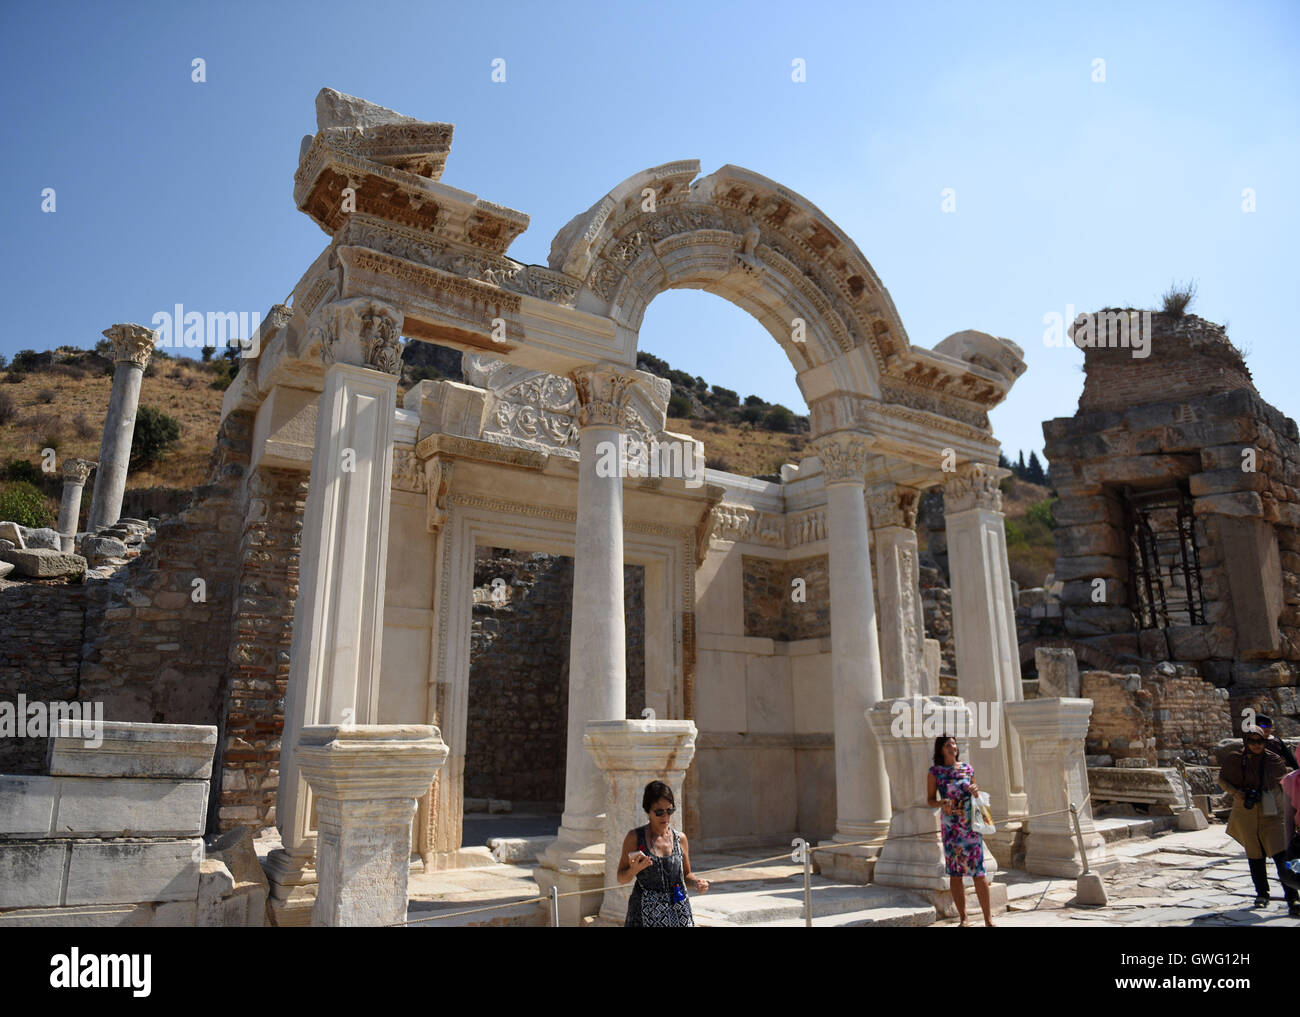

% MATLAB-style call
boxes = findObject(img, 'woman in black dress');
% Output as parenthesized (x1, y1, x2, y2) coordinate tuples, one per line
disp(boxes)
(616, 780, 708, 926)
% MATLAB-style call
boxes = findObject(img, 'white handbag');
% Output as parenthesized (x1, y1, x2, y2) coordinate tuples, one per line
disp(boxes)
(969, 791, 996, 836)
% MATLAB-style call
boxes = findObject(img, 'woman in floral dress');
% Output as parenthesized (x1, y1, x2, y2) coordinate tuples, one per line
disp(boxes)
(927, 735, 995, 927)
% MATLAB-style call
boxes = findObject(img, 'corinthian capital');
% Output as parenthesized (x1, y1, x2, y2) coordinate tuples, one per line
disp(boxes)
(942, 461, 1008, 514)
(866, 485, 920, 529)
(813, 431, 874, 485)
(62, 458, 97, 485)
(569, 363, 638, 429)
(308, 297, 404, 374)
(102, 324, 158, 368)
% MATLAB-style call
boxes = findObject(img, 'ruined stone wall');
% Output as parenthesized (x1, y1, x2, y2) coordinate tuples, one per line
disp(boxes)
(742, 554, 830, 640)
(1081, 667, 1232, 767)
(1044, 314, 1300, 670)
(214, 466, 306, 832)
(0, 583, 88, 773)
(0, 414, 251, 813)
(464, 550, 645, 805)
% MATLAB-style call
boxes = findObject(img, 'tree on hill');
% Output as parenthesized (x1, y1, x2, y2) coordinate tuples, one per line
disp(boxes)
(1026, 451, 1046, 485)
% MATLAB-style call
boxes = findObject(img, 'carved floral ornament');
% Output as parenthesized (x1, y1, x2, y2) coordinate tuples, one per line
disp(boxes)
(866, 486, 920, 530)
(61, 458, 97, 485)
(942, 461, 1008, 514)
(308, 297, 405, 375)
(812, 432, 875, 485)
(569, 365, 639, 429)
(102, 323, 158, 368)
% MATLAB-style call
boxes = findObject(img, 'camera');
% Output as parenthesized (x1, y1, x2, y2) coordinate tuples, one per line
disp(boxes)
(1243, 788, 1262, 810)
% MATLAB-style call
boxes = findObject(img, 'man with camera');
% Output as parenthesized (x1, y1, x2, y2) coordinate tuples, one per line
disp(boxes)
(1220, 722, 1298, 914)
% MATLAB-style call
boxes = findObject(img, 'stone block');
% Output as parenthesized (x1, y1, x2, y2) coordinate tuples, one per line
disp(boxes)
(64, 838, 202, 905)
(1165, 624, 1235, 661)
(52, 778, 208, 837)
(0, 842, 67, 907)
(0, 547, 86, 579)
(1035, 647, 1080, 697)
(1053, 555, 1128, 582)
(49, 720, 217, 779)
(0, 521, 24, 547)
(1054, 523, 1126, 558)
(80, 535, 129, 562)
(0, 561, 12, 580)
(0, 776, 57, 836)
(1193, 491, 1264, 518)
(1190, 469, 1268, 497)
(21, 527, 61, 549)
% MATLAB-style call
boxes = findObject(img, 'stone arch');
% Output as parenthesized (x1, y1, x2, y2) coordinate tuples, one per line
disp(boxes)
(548, 162, 913, 416)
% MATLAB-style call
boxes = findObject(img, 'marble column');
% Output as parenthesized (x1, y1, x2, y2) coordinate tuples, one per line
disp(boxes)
(1005, 698, 1112, 877)
(87, 324, 156, 532)
(943, 462, 1028, 853)
(295, 724, 449, 927)
(536, 364, 639, 913)
(267, 297, 404, 923)
(867, 485, 932, 698)
(57, 458, 96, 552)
(811, 431, 891, 882)
(584, 718, 697, 927)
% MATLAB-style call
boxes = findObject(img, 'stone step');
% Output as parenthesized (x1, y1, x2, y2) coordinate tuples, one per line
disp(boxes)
(691, 878, 935, 926)
(405, 898, 550, 927)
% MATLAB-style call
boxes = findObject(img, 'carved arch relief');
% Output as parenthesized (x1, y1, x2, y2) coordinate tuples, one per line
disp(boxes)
(547, 162, 903, 393)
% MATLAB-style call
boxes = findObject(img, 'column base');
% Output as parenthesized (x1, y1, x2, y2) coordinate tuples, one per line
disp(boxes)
(872, 807, 948, 890)
(981, 822, 1026, 869)
(263, 849, 318, 927)
(1023, 830, 1114, 878)
(533, 861, 605, 927)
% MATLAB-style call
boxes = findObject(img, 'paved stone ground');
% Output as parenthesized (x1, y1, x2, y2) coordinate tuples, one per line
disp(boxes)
(395, 823, 1300, 927)
(982, 824, 1300, 929)
(256, 818, 1300, 927)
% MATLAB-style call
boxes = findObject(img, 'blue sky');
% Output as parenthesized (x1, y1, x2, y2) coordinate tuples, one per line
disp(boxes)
(2, 0, 1296, 465)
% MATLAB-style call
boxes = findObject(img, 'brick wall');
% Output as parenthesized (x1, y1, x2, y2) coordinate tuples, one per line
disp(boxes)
(743, 554, 830, 640)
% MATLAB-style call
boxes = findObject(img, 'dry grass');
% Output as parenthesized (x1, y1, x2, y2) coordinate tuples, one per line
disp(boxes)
(0, 358, 225, 492)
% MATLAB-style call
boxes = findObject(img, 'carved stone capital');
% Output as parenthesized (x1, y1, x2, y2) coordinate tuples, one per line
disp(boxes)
(866, 485, 920, 529)
(102, 324, 158, 368)
(942, 462, 1008, 514)
(569, 364, 638, 430)
(308, 297, 404, 374)
(812, 432, 874, 485)
(61, 458, 96, 485)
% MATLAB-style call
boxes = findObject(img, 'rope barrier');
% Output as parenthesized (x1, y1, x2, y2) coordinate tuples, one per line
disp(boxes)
(390, 794, 1098, 926)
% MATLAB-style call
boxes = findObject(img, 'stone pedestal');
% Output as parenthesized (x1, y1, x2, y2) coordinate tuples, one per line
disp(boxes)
(538, 365, 639, 891)
(57, 459, 96, 552)
(295, 725, 448, 927)
(271, 298, 404, 908)
(583, 718, 697, 927)
(811, 433, 891, 881)
(88, 324, 156, 532)
(1005, 698, 1112, 877)
(943, 463, 1027, 850)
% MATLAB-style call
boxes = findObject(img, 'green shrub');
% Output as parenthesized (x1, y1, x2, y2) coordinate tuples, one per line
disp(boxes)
(0, 481, 55, 528)
(130, 406, 182, 470)
(667, 393, 693, 418)
(763, 405, 795, 432)
(3, 459, 41, 484)
(0, 391, 15, 425)
(1027, 498, 1058, 530)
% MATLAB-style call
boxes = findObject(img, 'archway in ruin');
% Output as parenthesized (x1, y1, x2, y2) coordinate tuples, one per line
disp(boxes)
(263, 92, 1029, 893)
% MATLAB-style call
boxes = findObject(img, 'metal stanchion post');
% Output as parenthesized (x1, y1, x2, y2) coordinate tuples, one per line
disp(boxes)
(792, 838, 811, 927)
(1070, 801, 1107, 905)
(551, 886, 560, 927)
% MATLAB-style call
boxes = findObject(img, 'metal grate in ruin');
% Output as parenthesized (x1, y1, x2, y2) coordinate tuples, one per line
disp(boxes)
(1123, 485, 1207, 630)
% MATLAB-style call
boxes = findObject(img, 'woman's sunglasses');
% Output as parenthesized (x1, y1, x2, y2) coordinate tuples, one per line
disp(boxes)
(652, 807, 675, 817)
